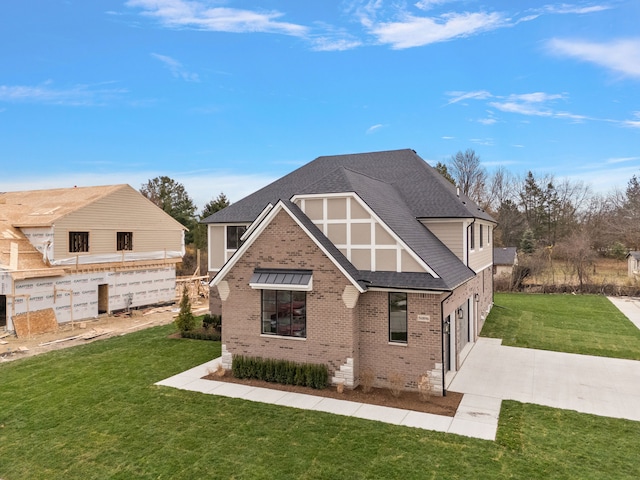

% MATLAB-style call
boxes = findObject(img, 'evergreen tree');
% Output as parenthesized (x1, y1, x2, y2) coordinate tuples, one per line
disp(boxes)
(175, 285, 195, 332)
(520, 229, 535, 254)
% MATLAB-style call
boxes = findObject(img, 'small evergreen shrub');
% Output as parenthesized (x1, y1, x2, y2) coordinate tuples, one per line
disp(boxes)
(202, 314, 221, 329)
(175, 286, 196, 332)
(231, 355, 328, 389)
(180, 330, 221, 341)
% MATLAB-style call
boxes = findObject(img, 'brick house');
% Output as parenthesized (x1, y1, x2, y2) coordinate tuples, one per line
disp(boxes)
(203, 149, 496, 395)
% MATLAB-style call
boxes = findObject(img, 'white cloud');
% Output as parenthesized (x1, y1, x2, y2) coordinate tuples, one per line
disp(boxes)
(151, 53, 200, 82)
(370, 11, 505, 49)
(548, 38, 640, 78)
(478, 117, 497, 125)
(414, 0, 452, 11)
(127, 0, 308, 36)
(489, 92, 567, 117)
(0, 82, 126, 106)
(607, 156, 640, 164)
(542, 4, 611, 15)
(366, 123, 385, 134)
(446, 90, 492, 105)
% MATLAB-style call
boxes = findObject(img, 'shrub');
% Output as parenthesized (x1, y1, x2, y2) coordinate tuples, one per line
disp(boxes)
(231, 355, 328, 389)
(360, 367, 375, 393)
(202, 314, 221, 329)
(388, 372, 404, 398)
(175, 286, 196, 332)
(180, 330, 221, 341)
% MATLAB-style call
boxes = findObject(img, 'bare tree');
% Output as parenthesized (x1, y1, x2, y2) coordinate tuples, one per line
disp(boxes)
(449, 149, 487, 205)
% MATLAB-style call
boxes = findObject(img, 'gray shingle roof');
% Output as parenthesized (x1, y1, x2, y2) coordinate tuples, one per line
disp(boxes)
(493, 247, 517, 265)
(203, 149, 495, 224)
(206, 149, 494, 290)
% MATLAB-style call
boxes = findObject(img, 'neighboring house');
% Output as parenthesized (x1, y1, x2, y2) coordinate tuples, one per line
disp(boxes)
(0, 184, 186, 333)
(627, 251, 640, 277)
(203, 149, 496, 395)
(493, 247, 518, 279)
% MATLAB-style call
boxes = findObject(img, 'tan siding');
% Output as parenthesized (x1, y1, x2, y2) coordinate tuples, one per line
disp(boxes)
(350, 198, 369, 219)
(327, 223, 347, 244)
(421, 221, 464, 260)
(209, 225, 225, 270)
(351, 249, 371, 270)
(305, 199, 323, 220)
(52, 185, 184, 260)
(401, 250, 423, 272)
(469, 244, 492, 272)
(376, 249, 397, 271)
(327, 198, 347, 219)
(351, 223, 371, 244)
(374, 224, 395, 245)
(469, 221, 493, 272)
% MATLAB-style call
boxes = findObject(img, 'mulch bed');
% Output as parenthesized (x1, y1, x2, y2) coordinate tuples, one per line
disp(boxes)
(202, 371, 462, 417)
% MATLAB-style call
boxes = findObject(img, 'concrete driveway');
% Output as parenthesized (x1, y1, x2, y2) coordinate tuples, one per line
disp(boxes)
(448, 297, 640, 422)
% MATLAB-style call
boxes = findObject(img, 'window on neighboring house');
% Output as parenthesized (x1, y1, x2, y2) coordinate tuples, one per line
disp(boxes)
(389, 292, 407, 343)
(480, 225, 484, 248)
(117, 232, 133, 251)
(262, 290, 306, 338)
(227, 225, 247, 250)
(469, 224, 475, 250)
(69, 232, 89, 253)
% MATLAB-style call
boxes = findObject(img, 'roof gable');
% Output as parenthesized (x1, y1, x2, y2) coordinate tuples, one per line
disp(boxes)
(211, 200, 366, 293)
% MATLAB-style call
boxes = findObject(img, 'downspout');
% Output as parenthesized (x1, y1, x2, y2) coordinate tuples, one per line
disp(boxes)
(440, 289, 453, 396)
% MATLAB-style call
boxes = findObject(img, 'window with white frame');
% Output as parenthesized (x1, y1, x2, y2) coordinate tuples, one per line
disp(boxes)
(227, 225, 247, 250)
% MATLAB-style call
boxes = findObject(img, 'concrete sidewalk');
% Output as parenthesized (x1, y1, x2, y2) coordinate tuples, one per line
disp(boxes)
(448, 337, 640, 421)
(608, 296, 640, 330)
(156, 358, 501, 441)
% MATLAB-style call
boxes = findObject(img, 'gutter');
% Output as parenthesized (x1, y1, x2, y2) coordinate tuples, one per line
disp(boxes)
(440, 289, 454, 396)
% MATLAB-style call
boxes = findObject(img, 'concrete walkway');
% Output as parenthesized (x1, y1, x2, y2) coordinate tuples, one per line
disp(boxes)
(449, 337, 640, 421)
(156, 297, 640, 441)
(608, 296, 640, 330)
(156, 358, 501, 441)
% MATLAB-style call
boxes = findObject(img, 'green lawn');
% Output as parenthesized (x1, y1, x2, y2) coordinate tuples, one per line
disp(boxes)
(1, 324, 639, 479)
(482, 293, 640, 360)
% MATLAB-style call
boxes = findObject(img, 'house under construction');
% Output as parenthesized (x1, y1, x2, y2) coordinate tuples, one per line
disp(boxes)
(0, 184, 186, 334)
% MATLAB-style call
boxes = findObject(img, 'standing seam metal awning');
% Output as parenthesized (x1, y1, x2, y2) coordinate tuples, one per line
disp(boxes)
(249, 269, 313, 291)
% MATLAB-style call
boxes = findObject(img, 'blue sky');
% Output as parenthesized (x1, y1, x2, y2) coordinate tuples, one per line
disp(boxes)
(1, 0, 639, 210)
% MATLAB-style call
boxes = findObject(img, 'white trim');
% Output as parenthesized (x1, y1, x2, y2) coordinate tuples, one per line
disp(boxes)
(241, 203, 273, 241)
(250, 278, 313, 292)
(367, 287, 444, 295)
(210, 201, 366, 293)
(260, 334, 307, 341)
(291, 191, 439, 278)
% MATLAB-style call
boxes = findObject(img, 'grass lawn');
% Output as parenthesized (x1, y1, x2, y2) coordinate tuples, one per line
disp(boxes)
(483, 293, 640, 360)
(1, 324, 639, 479)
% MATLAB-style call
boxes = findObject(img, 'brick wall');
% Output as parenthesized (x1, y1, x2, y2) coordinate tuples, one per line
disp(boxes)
(220, 209, 358, 377)
(357, 291, 444, 392)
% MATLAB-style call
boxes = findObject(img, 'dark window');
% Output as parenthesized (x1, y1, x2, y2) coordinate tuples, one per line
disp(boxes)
(227, 225, 247, 250)
(262, 290, 306, 338)
(69, 232, 89, 253)
(389, 292, 407, 343)
(480, 225, 484, 248)
(469, 224, 475, 250)
(117, 232, 133, 251)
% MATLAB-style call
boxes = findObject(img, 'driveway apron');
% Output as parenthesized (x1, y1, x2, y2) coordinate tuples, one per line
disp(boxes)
(448, 337, 640, 421)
